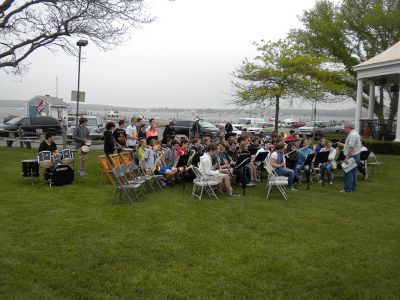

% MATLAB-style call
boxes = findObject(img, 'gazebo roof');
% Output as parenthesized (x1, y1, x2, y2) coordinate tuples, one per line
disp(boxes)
(354, 41, 400, 70)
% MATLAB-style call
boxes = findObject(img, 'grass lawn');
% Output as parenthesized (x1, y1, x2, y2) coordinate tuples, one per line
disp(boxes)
(0, 146, 399, 299)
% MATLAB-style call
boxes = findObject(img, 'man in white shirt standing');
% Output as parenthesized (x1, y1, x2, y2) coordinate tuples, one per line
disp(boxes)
(337, 122, 362, 193)
(126, 117, 138, 150)
(199, 143, 239, 197)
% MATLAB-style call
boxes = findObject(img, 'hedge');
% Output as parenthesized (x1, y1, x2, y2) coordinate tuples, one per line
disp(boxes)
(323, 134, 400, 155)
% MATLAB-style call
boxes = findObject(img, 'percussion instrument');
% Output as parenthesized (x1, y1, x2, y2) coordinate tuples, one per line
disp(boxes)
(44, 164, 74, 186)
(37, 151, 53, 168)
(81, 145, 90, 153)
(121, 147, 134, 153)
(52, 154, 62, 166)
(60, 149, 74, 164)
(21, 159, 39, 177)
(85, 140, 92, 146)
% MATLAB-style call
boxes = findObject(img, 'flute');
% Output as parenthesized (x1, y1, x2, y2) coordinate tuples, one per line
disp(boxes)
(284, 145, 310, 157)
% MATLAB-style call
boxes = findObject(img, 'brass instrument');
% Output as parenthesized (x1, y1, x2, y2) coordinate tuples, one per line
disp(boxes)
(152, 150, 165, 173)
(187, 149, 196, 166)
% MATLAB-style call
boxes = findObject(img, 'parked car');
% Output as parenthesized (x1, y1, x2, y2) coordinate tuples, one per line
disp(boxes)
(174, 120, 219, 138)
(67, 115, 105, 140)
(246, 123, 275, 135)
(298, 121, 343, 139)
(291, 121, 306, 129)
(232, 118, 265, 130)
(107, 110, 119, 117)
(0, 116, 62, 138)
(3, 115, 19, 124)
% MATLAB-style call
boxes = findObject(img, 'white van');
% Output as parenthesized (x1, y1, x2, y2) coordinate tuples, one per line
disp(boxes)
(232, 118, 265, 130)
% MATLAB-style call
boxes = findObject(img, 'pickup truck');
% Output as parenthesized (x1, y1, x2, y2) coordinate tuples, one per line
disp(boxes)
(298, 121, 343, 139)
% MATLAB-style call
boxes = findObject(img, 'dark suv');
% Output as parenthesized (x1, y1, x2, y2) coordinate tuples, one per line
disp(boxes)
(174, 120, 218, 138)
(0, 116, 62, 138)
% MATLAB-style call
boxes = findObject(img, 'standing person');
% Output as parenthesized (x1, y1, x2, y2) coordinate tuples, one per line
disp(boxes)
(199, 143, 239, 197)
(62, 117, 68, 133)
(191, 119, 201, 139)
(337, 122, 362, 193)
(138, 123, 147, 141)
(113, 120, 127, 152)
(270, 143, 297, 191)
(126, 117, 138, 150)
(135, 117, 143, 134)
(214, 126, 225, 139)
(103, 122, 117, 156)
(146, 119, 159, 143)
(225, 121, 233, 134)
(73, 117, 91, 176)
(162, 121, 176, 144)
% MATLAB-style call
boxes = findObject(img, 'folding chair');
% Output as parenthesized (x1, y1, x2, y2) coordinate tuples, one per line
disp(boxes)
(108, 153, 123, 168)
(120, 164, 147, 198)
(98, 155, 116, 186)
(128, 160, 156, 193)
(191, 166, 220, 200)
(264, 161, 288, 201)
(112, 166, 142, 204)
(367, 151, 382, 174)
(119, 151, 133, 165)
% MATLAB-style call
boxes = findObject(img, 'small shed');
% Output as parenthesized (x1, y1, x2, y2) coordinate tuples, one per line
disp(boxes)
(25, 95, 69, 120)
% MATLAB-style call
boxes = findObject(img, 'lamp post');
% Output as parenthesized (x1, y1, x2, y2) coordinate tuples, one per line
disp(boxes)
(75, 39, 88, 126)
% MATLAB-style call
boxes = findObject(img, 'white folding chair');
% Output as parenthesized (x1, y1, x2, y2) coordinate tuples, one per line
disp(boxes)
(191, 166, 220, 200)
(367, 151, 382, 174)
(264, 161, 289, 201)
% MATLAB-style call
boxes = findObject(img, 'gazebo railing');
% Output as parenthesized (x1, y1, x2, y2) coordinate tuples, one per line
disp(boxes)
(360, 119, 397, 141)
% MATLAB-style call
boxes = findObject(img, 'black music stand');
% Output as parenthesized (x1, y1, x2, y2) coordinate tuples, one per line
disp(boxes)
(176, 154, 190, 189)
(254, 151, 269, 181)
(249, 147, 260, 156)
(235, 153, 251, 195)
(303, 153, 316, 190)
(313, 151, 329, 186)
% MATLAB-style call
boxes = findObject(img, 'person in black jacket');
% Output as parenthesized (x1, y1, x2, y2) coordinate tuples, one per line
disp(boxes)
(285, 139, 300, 183)
(225, 122, 233, 134)
(104, 122, 117, 155)
(162, 121, 176, 144)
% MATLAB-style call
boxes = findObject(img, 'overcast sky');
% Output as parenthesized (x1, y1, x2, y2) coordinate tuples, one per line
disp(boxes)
(0, 0, 356, 110)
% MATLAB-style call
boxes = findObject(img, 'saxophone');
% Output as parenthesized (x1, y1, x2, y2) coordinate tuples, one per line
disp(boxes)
(152, 150, 165, 173)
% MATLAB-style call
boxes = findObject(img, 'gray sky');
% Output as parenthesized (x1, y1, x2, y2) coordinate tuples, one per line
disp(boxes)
(0, 0, 356, 110)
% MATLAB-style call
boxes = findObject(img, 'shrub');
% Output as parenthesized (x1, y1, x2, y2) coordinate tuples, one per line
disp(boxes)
(362, 140, 400, 155)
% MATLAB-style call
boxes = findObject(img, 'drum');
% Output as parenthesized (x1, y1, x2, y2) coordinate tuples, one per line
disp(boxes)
(122, 148, 134, 153)
(37, 151, 53, 168)
(61, 149, 74, 164)
(21, 159, 39, 177)
(81, 145, 90, 154)
(52, 154, 62, 166)
(49, 164, 74, 186)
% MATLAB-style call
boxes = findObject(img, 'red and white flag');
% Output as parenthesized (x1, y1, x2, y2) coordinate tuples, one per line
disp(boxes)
(35, 100, 45, 113)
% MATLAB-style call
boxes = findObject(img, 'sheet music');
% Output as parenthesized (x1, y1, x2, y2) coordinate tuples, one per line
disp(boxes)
(342, 158, 357, 173)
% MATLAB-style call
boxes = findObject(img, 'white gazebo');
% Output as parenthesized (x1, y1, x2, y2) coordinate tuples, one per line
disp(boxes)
(353, 41, 400, 142)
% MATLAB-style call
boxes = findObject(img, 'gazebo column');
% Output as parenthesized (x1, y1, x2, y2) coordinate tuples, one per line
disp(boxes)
(395, 79, 400, 142)
(355, 79, 363, 133)
(368, 82, 375, 119)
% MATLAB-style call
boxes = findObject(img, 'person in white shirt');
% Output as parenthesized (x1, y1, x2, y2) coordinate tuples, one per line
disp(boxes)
(126, 117, 138, 150)
(199, 143, 239, 197)
(269, 143, 297, 191)
(337, 122, 362, 192)
(319, 140, 337, 184)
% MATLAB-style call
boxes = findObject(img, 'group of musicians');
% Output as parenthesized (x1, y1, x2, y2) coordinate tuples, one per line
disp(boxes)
(101, 118, 363, 195)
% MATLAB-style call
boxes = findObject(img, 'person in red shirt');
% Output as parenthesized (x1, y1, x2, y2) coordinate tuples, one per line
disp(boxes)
(177, 139, 190, 156)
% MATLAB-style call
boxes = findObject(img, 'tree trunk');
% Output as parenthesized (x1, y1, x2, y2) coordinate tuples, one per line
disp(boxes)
(274, 96, 280, 135)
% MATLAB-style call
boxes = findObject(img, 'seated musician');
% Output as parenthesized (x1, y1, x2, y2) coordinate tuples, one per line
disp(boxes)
(136, 138, 148, 163)
(38, 130, 59, 156)
(164, 140, 179, 167)
(318, 140, 336, 184)
(295, 138, 313, 181)
(215, 144, 234, 175)
(249, 137, 261, 152)
(214, 126, 226, 140)
(315, 138, 327, 153)
(177, 139, 190, 156)
(139, 140, 161, 175)
(226, 140, 238, 166)
(255, 140, 271, 167)
(199, 143, 239, 197)
(239, 141, 258, 184)
(285, 139, 300, 183)
(270, 143, 297, 191)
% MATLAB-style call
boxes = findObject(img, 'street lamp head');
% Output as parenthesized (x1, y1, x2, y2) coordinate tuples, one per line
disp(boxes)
(77, 39, 88, 47)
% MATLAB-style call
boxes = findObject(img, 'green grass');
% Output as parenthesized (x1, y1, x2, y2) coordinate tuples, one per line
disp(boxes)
(0, 147, 399, 299)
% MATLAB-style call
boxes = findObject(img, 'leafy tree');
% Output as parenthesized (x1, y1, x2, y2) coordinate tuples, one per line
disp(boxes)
(291, 0, 400, 120)
(0, 0, 153, 73)
(231, 39, 350, 133)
